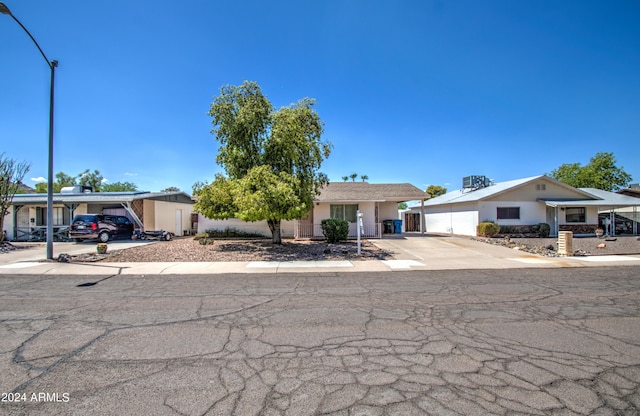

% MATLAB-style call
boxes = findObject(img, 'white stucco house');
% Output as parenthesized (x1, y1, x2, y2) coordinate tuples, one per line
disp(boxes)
(197, 182, 428, 239)
(5, 188, 195, 241)
(408, 175, 640, 237)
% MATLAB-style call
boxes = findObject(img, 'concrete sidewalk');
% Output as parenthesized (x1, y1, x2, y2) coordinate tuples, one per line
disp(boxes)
(1, 236, 640, 275)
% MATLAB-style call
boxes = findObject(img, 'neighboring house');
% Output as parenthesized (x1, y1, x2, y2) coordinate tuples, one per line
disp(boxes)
(618, 184, 640, 199)
(5, 187, 195, 241)
(197, 182, 428, 239)
(408, 175, 640, 237)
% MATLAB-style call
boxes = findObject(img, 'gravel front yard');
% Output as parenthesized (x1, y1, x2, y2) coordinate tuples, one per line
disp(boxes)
(476, 235, 640, 256)
(100, 238, 394, 262)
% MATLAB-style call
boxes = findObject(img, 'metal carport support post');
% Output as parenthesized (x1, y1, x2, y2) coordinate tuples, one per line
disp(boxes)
(121, 202, 144, 231)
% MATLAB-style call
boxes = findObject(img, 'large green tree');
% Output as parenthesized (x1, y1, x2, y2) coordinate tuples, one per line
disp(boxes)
(549, 152, 632, 191)
(0, 154, 30, 242)
(36, 169, 139, 193)
(425, 185, 447, 199)
(102, 181, 138, 192)
(194, 81, 331, 244)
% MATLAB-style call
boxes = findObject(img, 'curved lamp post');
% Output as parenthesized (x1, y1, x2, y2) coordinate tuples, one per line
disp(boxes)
(1, 2, 58, 259)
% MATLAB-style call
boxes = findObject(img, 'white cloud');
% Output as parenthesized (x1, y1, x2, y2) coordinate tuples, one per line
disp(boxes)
(124, 172, 138, 177)
(101, 178, 109, 183)
(30, 177, 46, 183)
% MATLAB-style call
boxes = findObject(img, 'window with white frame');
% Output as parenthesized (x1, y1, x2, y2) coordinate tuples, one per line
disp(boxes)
(330, 204, 358, 222)
(565, 207, 585, 223)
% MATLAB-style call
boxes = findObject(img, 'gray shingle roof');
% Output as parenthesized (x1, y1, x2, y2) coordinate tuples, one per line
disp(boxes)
(316, 182, 427, 202)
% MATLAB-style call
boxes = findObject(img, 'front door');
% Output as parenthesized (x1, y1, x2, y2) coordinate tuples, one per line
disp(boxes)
(175, 209, 182, 237)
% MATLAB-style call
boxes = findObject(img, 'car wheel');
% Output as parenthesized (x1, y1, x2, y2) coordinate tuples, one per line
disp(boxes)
(98, 232, 110, 243)
(164, 233, 172, 241)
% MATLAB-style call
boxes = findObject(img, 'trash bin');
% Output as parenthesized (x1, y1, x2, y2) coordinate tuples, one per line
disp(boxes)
(393, 219, 403, 234)
(383, 220, 394, 234)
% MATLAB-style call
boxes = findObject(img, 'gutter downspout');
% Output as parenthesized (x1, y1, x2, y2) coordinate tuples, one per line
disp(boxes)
(421, 199, 425, 235)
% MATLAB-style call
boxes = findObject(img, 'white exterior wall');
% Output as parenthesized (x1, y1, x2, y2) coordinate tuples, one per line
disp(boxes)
(558, 206, 599, 225)
(425, 203, 479, 236)
(378, 202, 398, 222)
(312, 202, 378, 237)
(478, 201, 546, 226)
(197, 216, 295, 238)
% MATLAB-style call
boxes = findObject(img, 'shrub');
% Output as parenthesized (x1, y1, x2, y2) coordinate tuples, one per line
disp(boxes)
(321, 218, 349, 243)
(532, 223, 551, 238)
(477, 221, 500, 236)
(499, 225, 518, 234)
(195, 227, 265, 239)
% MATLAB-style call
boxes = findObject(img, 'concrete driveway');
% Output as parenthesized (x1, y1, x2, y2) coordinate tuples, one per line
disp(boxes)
(372, 233, 578, 269)
(0, 240, 157, 265)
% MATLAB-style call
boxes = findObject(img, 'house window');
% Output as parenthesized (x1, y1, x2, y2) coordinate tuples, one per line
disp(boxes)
(497, 207, 520, 220)
(330, 204, 358, 222)
(536, 184, 546, 191)
(36, 207, 68, 226)
(565, 207, 585, 223)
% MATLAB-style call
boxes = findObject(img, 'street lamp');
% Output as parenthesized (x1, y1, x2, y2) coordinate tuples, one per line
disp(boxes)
(1, 2, 58, 259)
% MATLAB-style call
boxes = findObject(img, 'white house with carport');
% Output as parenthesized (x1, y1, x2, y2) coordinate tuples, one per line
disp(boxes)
(408, 175, 640, 237)
(197, 182, 428, 239)
(5, 187, 195, 241)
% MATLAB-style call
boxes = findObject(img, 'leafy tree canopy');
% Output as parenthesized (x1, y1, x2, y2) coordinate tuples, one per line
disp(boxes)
(102, 181, 139, 192)
(35, 169, 138, 193)
(549, 152, 632, 191)
(161, 186, 181, 193)
(0, 154, 30, 242)
(425, 185, 447, 199)
(195, 81, 331, 244)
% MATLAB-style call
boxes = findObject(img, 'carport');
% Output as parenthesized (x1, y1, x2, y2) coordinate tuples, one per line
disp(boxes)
(6, 190, 194, 241)
(540, 189, 640, 237)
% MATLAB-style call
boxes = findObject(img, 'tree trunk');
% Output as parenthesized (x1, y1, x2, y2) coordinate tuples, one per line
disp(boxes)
(267, 219, 282, 244)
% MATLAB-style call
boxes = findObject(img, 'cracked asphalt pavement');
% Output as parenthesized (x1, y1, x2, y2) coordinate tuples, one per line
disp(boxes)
(1, 267, 640, 415)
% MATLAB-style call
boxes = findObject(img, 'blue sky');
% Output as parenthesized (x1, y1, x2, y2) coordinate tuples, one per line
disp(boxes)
(2, 0, 639, 194)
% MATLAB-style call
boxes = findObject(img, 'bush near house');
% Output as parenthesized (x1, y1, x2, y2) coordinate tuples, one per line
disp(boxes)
(195, 228, 267, 239)
(477, 222, 500, 237)
(321, 218, 349, 243)
(531, 223, 551, 238)
(498, 223, 551, 237)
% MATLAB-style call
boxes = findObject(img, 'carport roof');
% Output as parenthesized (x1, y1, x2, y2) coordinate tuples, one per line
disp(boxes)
(541, 188, 640, 208)
(10, 191, 194, 205)
(315, 182, 428, 203)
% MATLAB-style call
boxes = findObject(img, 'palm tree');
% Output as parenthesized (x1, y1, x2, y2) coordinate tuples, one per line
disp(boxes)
(360, 175, 368, 182)
(342, 176, 349, 182)
(350, 173, 358, 182)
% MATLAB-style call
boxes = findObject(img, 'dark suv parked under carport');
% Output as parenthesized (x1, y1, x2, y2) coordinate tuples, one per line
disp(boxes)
(69, 214, 134, 243)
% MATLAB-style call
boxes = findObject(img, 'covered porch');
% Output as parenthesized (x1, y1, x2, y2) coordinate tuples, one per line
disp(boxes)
(541, 189, 640, 237)
(293, 182, 428, 240)
(6, 191, 194, 242)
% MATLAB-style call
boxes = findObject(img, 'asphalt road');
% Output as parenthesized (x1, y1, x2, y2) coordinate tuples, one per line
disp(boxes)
(1, 267, 639, 415)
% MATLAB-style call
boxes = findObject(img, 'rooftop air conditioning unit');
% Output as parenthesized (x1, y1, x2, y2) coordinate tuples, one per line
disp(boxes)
(462, 175, 491, 190)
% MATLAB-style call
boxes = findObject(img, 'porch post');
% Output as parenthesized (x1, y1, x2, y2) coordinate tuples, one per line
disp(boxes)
(610, 209, 615, 237)
(12, 204, 23, 242)
(420, 199, 425, 235)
